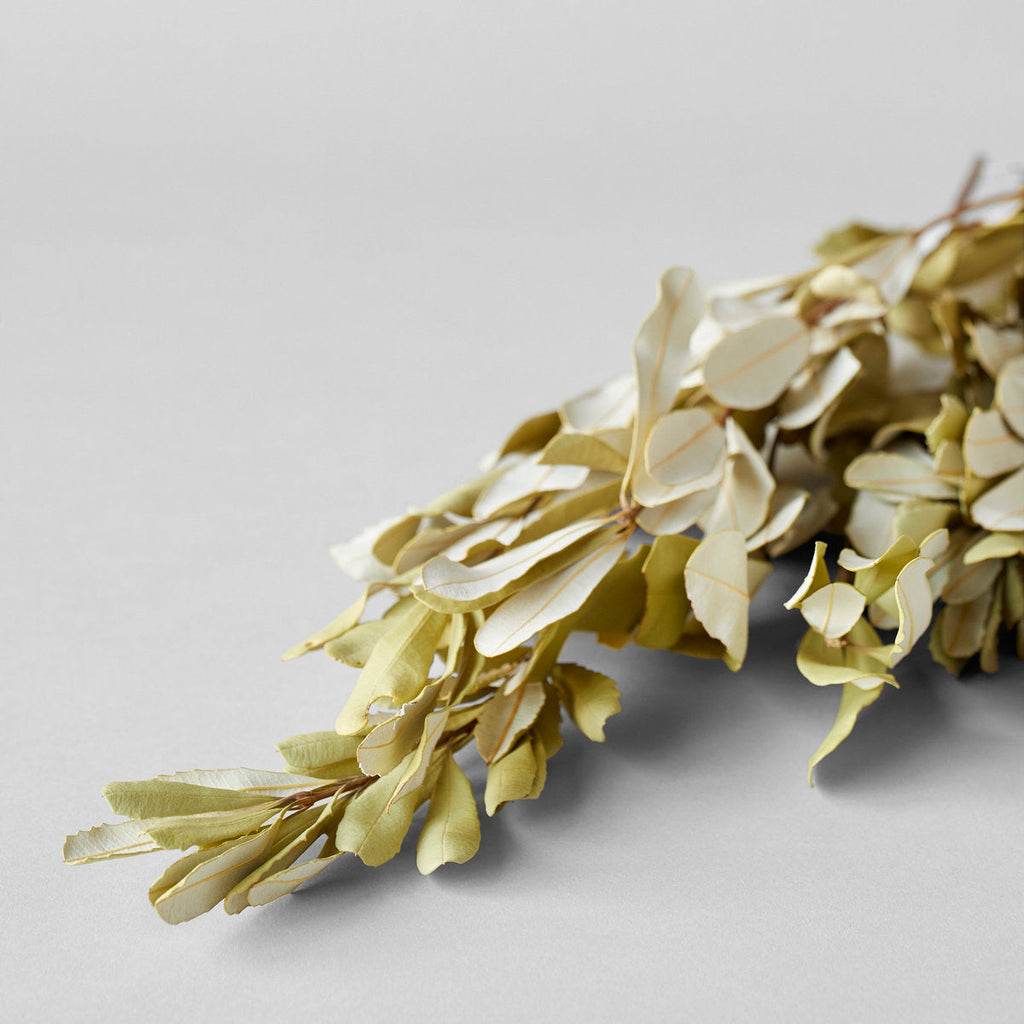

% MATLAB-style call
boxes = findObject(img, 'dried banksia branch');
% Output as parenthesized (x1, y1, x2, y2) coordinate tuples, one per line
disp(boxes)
(65, 167, 1023, 922)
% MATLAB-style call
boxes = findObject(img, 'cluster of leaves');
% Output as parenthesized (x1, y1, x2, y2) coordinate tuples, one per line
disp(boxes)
(65, 171, 1023, 923)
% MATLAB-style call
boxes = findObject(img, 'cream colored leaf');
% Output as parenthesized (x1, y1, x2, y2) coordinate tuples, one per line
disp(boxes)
(643, 409, 726, 488)
(890, 557, 935, 665)
(336, 602, 448, 735)
(745, 485, 809, 553)
(844, 490, 898, 558)
(777, 347, 862, 429)
(844, 451, 958, 502)
(334, 756, 419, 866)
(561, 373, 637, 432)
(635, 487, 717, 535)
(698, 419, 776, 538)
(703, 316, 810, 410)
(153, 816, 284, 924)
(963, 409, 1024, 477)
(684, 530, 749, 665)
(475, 536, 627, 657)
(473, 454, 590, 519)
(416, 518, 607, 612)
(995, 355, 1024, 437)
(627, 267, 706, 485)
(940, 546, 1004, 605)
(784, 541, 831, 609)
(807, 682, 885, 785)
(552, 663, 621, 742)
(852, 233, 921, 304)
(330, 516, 406, 582)
(971, 468, 1024, 532)
(416, 752, 481, 875)
(484, 739, 537, 816)
(969, 321, 1023, 379)
(475, 680, 546, 764)
(800, 583, 867, 640)
(63, 820, 160, 864)
(964, 531, 1024, 564)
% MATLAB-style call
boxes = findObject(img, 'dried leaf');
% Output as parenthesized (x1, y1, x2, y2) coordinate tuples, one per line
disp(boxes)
(799, 583, 867, 640)
(703, 316, 810, 410)
(475, 536, 627, 657)
(551, 663, 621, 742)
(684, 530, 749, 666)
(417, 752, 481, 874)
(808, 682, 884, 784)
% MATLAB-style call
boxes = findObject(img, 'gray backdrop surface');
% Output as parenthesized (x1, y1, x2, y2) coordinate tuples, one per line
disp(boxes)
(4, 2, 1022, 1021)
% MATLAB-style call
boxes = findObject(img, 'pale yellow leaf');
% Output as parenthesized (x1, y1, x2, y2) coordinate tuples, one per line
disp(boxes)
(416, 752, 481, 875)
(635, 534, 698, 648)
(247, 853, 343, 907)
(807, 682, 885, 784)
(890, 557, 934, 665)
(684, 530, 749, 665)
(964, 531, 1024, 564)
(282, 589, 371, 661)
(334, 755, 419, 866)
(551, 663, 621, 742)
(336, 601, 448, 735)
(153, 816, 284, 924)
(484, 738, 537, 816)
(635, 486, 717, 534)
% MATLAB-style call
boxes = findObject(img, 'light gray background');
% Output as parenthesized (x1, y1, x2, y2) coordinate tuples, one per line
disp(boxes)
(4, 2, 1022, 1021)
